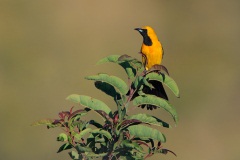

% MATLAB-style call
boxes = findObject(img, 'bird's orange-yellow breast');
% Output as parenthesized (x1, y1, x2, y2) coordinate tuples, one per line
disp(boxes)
(140, 26, 163, 70)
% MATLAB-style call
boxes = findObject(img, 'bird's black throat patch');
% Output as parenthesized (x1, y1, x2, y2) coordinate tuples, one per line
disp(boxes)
(139, 29, 153, 46)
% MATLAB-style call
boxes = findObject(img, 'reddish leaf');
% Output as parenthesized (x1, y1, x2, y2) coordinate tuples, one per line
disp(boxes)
(58, 111, 70, 119)
(135, 140, 150, 148)
(159, 148, 177, 156)
(148, 64, 169, 75)
(52, 119, 63, 124)
(68, 108, 90, 120)
(95, 110, 112, 122)
(120, 119, 142, 130)
(118, 54, 133, 61)
(157, 141, 162, 149)
(69, 106, 74, 114)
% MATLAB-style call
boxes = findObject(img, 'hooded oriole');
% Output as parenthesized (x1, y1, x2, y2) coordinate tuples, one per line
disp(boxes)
(135, 26, 168, 110)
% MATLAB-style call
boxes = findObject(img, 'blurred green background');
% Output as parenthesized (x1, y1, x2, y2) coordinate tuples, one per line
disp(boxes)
(1, 0, 240, 159)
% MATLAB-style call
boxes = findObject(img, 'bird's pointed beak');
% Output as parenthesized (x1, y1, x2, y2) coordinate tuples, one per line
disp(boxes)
(134, 28, 142, 32)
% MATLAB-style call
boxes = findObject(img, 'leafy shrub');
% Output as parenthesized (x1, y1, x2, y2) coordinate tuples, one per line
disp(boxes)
(32, 54, 180, 160)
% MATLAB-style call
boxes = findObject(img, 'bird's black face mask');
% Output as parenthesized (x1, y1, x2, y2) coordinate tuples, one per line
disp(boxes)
(134, 28, 152, 46)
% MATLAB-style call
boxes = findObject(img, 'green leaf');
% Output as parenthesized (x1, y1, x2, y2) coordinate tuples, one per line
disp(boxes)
(57, 143, 72, 153)
(127, 113, 170, 128)
(121, 140, 144, 153)
(137, 90, 146, 96)
(142, 77, 154, 89)
(75, 144, 92, 153)
(96, 55, 121, 64)
(118, 55, 144, 79)
(133, 76, 154, 90)
(95, 137, 105, 143)
(133, 76, 144, 89)
(145, 72, 180, 97)
(120, 61, 137, 79)
(89, 120, 103, 128)
(31, 119, 54, 126)
(57, 133, 68, 142)
(70, 120, 86, 132)
(132, 95, 178, 123)
(131, 152, 145, 160)
(97, 54, 144, 79)
(94, 81, 120, 98)
(47, 123, 61, 129)
(121, 107, 126, 120)
(118, 54, 143, 69)
(85, 73, 128, 95)
(68, 151, 81, 160)
(127, 125, 166, 142)
(85, 152, 108, 158)
(118, 152, 144, 160)
(86, 137, 95, 149)
(74, 128, 92, 140)
(91, 129, 112, 140)
(66, 94, 112, 116)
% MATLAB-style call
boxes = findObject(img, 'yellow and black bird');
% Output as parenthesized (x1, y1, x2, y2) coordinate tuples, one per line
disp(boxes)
(135, 26, 168, 110)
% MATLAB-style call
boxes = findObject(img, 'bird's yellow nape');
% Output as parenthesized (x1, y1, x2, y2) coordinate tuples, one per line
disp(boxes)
(143, 26, 154, 32)
(142, 26, 158, 40)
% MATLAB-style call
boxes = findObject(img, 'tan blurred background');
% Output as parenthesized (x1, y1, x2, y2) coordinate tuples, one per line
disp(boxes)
(1, 0, 240, 159)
